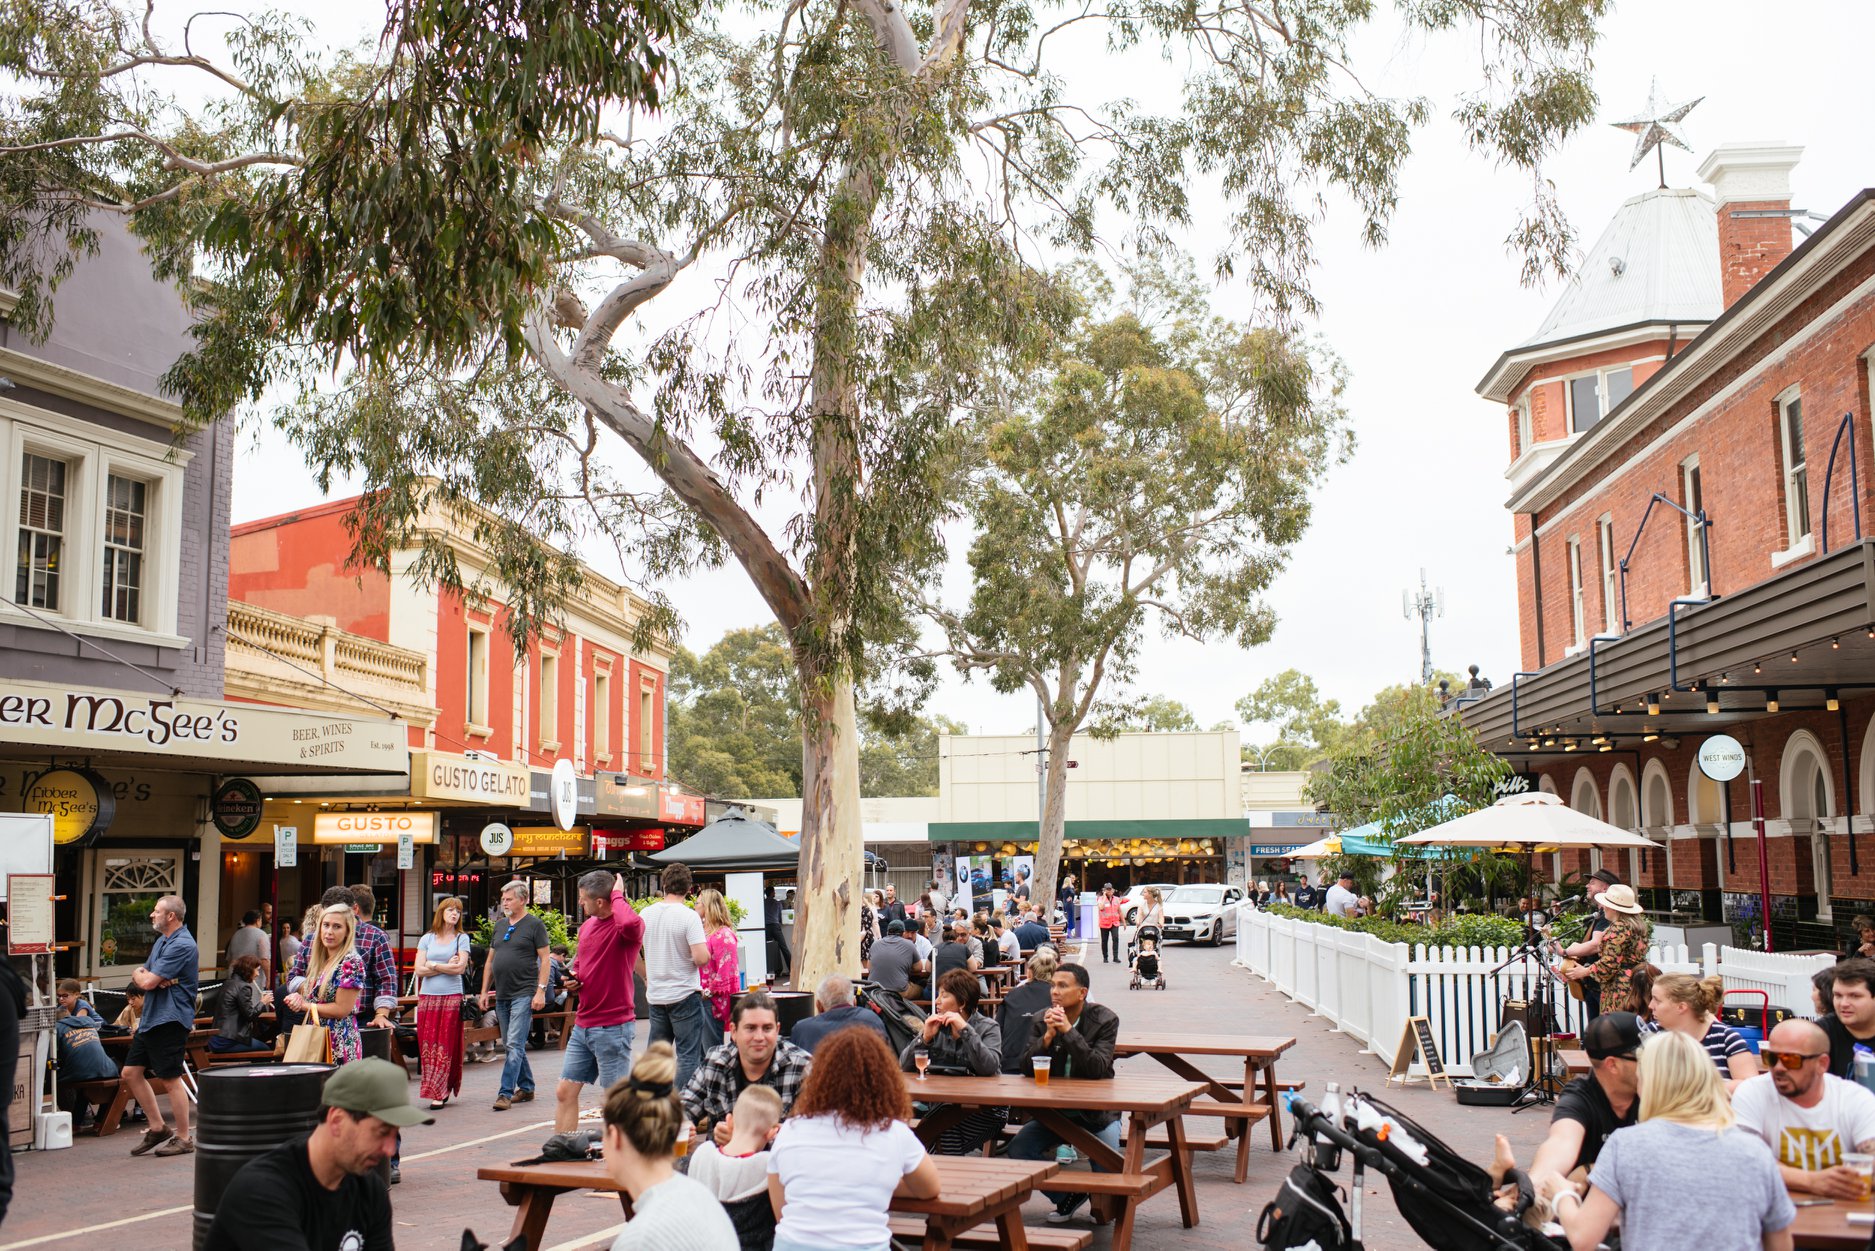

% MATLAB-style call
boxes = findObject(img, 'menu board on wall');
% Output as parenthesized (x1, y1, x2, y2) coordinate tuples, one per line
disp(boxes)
(6, 874, 54, 955)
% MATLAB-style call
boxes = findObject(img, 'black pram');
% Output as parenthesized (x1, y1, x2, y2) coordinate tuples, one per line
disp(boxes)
(1128, 924, 1166, 989)
(1259, 1087, 1566, 1251)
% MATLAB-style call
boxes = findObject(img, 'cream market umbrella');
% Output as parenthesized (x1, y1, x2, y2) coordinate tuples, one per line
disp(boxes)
(1393, 791, 1661, 852)
(1286, 836, 1341, 859)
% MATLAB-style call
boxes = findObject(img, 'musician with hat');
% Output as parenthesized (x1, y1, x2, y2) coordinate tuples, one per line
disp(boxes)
(1563, 881, 1651, 1015)
(1559, 869, 1626, 1019)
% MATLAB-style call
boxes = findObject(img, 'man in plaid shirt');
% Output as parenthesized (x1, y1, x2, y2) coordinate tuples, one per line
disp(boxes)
(285, 885, 399, 1030)
(681, 991, 813, 1146)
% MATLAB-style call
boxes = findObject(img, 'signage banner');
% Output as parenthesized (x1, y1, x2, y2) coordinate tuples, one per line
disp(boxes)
(0, 679, 405, 773)
(6, 874, 54, 954)
(594, 774, 659, 819)
(22, 768, 114, 846)
(397, 834, 415, 870)
(410, 752, 532, 806)
(593, 827, 665, 854)
(479, 822, 514, 857)
(1249, 844, 1312, 857)
(212, 777, 264, 840)
(511, 825, 589, 856)
(275, 825, 298, 869)
(527, 770, 597, 815)
(550, 759, 579, 832)
(1262, 811, 1337, 829)
(1698, 735, 1747, 783)
(658, 789, 707, 826)
(312, 811, 439, 845)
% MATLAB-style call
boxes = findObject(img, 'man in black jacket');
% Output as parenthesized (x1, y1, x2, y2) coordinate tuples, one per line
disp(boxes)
(1006, 962, 1121, 1224)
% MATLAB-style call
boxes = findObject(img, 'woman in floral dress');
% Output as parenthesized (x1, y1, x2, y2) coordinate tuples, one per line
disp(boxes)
(696, 888, 741, 1036)
(1567, 884, 1652, 1013)
(283, 903, 365, 1064)
(860, 889, 881, 971)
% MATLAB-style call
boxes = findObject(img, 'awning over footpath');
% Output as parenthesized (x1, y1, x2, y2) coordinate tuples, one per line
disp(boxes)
(648, 807, 801, 871)
(927, 818, 1248, 844)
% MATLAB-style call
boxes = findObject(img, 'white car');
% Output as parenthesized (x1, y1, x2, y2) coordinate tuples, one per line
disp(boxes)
(1120, 883, 1179, 927)
(1160, 884, 1245, 946)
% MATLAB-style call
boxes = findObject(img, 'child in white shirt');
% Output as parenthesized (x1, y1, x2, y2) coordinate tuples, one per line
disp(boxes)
(686, 1084, 783, 1248)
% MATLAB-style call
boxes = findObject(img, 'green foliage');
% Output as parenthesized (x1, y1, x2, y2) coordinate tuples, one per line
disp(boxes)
(1238, 669, 1345, 768)
(1103, 695, 1202, 734)
(474, 906, 580, 955)
(667, 623, 955, 798)
(629, 896, 746, 926)
(1265, 903, 1524, 951)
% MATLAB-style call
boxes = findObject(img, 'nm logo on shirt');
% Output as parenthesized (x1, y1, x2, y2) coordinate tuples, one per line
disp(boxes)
(1778, 1127, 1844, 1170)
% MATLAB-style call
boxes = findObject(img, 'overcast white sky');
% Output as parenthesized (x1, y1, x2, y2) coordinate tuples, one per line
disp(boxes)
(222, 1, 1875, 743)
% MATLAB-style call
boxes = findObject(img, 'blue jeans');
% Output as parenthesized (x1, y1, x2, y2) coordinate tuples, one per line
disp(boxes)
(1008, 1116, 1124, 1209)
(563, 1023, 634, 1088)
(648, 991, 713, 1088)
(495, 996, 535, 1099)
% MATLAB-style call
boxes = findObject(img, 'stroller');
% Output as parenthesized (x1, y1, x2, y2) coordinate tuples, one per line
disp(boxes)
(1128, 924, 1167, 990)
(1258, 1086, 1565, 1251)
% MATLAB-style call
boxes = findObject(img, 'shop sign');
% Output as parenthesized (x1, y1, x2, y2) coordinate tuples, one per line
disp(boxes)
(410, 751, 532, 805)
(1249, 844, 1310, 857)
(594, 827, 665, 854)
(1697, 735, 1747, 783)
(312, 811, 439, 844)
(340, 843, 382, 854)
(512, 825, 588, 855)
(432, 869, 484, 886)
(479, 822, 514, 857)
(525, 769, 596, 815)
(0, 679, 405, 772)
(550, 759, 579, 832)
(22, 768, 114, 846)
(1265, 811, 1337, 828)
(211, 777, 264, 840)
(595, 774, 659, 819)
(658, 789, 706, 825)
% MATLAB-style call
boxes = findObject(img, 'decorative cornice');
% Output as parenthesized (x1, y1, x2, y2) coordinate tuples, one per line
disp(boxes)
(0, 345, 186, 429)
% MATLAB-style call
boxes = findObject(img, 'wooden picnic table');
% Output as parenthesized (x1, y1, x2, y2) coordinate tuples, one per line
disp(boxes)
(906, 1072, 1204, 1251)
(476, 1152, 1063, 1250)
(1115, 1031, 1296, 1182)
(1789, 1192, 1875, 1248)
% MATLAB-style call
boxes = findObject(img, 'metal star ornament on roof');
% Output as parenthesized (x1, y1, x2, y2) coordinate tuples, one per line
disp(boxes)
(1612, 79, 1704, 184)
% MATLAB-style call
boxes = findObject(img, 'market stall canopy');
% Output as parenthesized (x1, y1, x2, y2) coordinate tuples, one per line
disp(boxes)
(1289, 828, 1436, 859)
(1287, 836, 1340, 859)
(1394, 791, 1661, 851)
(646, 807, 801, 871)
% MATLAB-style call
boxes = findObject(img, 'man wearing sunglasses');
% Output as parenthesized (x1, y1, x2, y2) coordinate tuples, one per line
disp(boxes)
(1734, 1018, 1875, 1199)
(1530, 1012, 1643, 1198)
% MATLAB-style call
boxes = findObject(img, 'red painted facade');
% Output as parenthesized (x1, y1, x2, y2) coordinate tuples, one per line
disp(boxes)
(231, 501, 665, 776)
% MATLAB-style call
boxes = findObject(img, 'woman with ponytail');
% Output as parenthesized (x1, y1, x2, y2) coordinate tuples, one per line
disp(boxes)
(1649, 973, 1763, 1084)
(601, 1042, 737, 1250)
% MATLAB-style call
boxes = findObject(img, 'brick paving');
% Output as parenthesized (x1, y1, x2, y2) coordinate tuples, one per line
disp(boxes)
(2, 943, 1556, 1249)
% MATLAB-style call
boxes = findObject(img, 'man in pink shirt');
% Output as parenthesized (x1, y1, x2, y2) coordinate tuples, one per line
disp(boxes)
(554, 871, 645, 1131)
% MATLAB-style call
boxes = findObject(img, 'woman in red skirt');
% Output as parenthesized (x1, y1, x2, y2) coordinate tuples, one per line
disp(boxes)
(414, 895, 471, 1110)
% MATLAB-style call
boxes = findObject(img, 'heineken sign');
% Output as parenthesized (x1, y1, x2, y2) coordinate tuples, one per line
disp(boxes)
(211, 777, 264, 840)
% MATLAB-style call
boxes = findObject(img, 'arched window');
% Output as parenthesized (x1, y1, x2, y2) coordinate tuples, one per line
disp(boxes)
(1609, 766, 1639, 881)
(1572, 770, 1604, 873)
(1642, 759, 1676, 891)
(1688, 760, 1722, 828)
(1782, 731, 1838, 920)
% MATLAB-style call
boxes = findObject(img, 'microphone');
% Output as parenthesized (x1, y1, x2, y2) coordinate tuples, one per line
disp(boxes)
(1553, 893, 1585, 909)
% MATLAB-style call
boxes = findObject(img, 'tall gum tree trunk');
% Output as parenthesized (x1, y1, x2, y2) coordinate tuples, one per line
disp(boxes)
(794, 676, 864, 990)
(1033, 714, 1076, 920)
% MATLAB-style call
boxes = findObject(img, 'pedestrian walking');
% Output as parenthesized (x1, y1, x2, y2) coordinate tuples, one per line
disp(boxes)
(414, 895, 471, 1110)
(642, 863, 715, 1087)
(1096, 885, 1122, 964)
(696, 887, 740, 1036)
(480, 880, 550, 1111)
(554, 871, 645, 1132)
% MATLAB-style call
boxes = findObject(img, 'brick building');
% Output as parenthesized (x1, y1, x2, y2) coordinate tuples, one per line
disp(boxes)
(1460, 143, 1875, 948)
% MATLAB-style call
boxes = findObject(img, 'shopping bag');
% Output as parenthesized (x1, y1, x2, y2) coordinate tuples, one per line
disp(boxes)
(284, 1021, 331, 1064)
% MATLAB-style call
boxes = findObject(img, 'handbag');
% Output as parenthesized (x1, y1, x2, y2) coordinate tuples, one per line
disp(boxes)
(284, 1021, 331, 1064)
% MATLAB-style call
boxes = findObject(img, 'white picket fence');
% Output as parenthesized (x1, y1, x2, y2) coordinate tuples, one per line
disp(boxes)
(1234, 907, 1832, 1076)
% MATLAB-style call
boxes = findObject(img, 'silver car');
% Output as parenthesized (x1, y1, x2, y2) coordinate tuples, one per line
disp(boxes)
(1160, 884, 1244, 946)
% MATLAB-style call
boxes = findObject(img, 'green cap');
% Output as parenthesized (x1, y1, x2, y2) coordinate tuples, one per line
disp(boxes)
(320, 1058, 435, 1128)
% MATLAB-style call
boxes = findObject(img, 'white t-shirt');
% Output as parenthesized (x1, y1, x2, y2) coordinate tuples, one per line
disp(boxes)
(912, 933, 933, 963)
(687, 1141, 771, 1203)
(1734, 1072, 1875, 1170)
(640, 900, 706, 1006)
(768, 1114, 927, 1247)
(997, 930, 1020, 961)
(1323, 884, 1360, 918)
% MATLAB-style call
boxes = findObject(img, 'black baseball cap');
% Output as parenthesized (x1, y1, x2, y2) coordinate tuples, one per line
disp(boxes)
(887, 919, 906, 935)
(1587, 868, 1623, 887)
(1582, 1011, 1644, 1061)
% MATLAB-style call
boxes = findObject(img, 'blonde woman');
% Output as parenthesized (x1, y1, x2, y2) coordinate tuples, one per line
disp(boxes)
(695, 888, 740, 1035)
(282, 904, 365, 1064)
(415, 896, 472, 1109)
(1649, 973, 1762, 1084)
(601, 1042, 737, 1250)
(1138, 886, 1165, 933)
(1542, 1030, 1794, 1251)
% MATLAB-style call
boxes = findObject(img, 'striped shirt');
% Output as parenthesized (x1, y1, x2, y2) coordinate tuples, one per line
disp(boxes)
(1701, 1018, 1752, 1074)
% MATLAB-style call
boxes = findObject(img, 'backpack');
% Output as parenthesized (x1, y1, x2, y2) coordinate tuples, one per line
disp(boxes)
(1256, 1162, 1350, 1250)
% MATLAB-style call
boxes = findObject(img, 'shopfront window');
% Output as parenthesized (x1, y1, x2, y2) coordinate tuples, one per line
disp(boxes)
(367, 852, 401, 933)
(95, 852, 181, 969)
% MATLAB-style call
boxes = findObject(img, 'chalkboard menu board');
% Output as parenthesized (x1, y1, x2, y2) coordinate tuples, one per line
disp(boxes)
(1387, 1015, 1450, 1089)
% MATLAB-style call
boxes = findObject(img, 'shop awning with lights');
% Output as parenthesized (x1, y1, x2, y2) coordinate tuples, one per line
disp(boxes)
(1459, 537, 1875, 759)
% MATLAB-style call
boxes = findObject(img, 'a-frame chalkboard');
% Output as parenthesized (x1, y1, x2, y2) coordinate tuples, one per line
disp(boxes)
(1386, 1015, 1450, 1089)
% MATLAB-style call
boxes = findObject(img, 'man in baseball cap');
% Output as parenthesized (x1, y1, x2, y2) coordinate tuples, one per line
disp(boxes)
(1530, 1012, 1643, 1202)
(204, 1058, 432, 1250)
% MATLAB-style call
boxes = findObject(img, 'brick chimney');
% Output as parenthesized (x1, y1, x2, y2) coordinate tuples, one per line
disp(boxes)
(1696, 142, 1804, 308)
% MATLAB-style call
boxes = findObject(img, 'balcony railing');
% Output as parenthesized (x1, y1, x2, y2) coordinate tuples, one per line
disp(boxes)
(224, 600, 431, 716)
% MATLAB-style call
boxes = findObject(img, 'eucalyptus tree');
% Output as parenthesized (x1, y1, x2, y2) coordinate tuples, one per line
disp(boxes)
(0, 0, 1606, 984)
(929, 268, 1352, 910)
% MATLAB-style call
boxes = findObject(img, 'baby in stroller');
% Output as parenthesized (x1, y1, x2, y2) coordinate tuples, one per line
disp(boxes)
(1128, 924, 1167, 990)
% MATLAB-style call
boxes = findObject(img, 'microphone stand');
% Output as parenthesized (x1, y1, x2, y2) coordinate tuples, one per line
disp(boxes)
(1489, 923, 1568, 1111)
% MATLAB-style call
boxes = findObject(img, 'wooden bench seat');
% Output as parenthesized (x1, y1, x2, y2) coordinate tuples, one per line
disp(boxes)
(886, 1215, 1092, 1249)
(1048, 1170, 1157, 1197)
(1143, 1126, 1230, 1152)
(1187, 1098, 1274, 1122)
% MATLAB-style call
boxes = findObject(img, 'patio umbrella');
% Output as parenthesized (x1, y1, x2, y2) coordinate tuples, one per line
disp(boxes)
(1287, 836, 1341, 859)
(1393, 791, 1661, 851)
(645, 807, 802, 871)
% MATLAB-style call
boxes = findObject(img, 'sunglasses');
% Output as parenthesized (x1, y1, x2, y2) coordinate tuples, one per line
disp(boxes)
(1759, 1049, 1827, 1071)
(502, 922, 518, 943)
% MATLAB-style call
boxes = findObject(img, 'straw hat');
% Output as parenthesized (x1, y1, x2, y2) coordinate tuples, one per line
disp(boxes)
(1598, 883, 1644, 915)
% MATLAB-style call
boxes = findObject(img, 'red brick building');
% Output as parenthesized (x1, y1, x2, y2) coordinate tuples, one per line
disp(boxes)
(1461, 143, 1875, 948)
